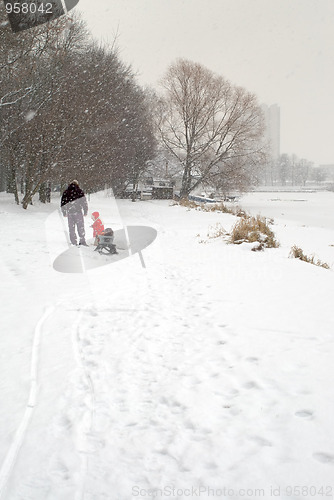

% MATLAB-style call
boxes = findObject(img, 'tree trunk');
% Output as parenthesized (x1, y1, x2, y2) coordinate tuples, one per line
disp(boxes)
(180, 162, 192, 199)
(22, 183, 42, 208)
(131, 170, 140, 202)
(22, 173, 33, 209)
(22, 194, 32, 209)
(39, 183, 47, 203)
(6, 166, 19, 204)
(39, 182, 51, 203)
(131, 180, 137, 202)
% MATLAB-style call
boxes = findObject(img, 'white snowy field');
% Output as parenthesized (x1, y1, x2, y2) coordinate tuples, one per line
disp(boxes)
(0, 190, 334, 500)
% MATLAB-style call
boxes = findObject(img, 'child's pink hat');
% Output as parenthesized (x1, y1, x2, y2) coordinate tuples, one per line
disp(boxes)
(92, 211, 99, 218)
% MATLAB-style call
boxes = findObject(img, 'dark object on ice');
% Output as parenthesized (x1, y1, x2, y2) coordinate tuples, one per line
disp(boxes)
(61, 180, 88, 246)
(94, 228, 118, 255)
(188, 194, 217, 204)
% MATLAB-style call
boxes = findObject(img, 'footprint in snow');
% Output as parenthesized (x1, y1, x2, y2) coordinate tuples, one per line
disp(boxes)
(249, 436, 273, 447)
(47, 459, 70, 481)
(228, 388, 239, 396)
(245, 357, 259, 363)
(184, 419, 196, 430)
(313, 452, 334, 464)
(204, 462, 218, 470)
(295, 410, 314, 419)
(243, 381, 261, 390)
(81, 338, 92, 347)
(83, 359, 98, 369)
(86, 308, 98, 317)
(53, 414, 73, 432)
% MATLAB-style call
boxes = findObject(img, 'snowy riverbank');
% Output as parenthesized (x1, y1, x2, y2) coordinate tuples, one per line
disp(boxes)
(1, 191, 334, 500)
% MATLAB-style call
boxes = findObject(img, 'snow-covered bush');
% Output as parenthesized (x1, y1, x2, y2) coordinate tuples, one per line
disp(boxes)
(229, 215, 279, 249)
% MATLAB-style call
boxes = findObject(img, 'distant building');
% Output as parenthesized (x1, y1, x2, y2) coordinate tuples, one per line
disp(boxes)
(150, 179, 174, 200)
(120, 178, 174, 200)
(261, 103, 280, 161)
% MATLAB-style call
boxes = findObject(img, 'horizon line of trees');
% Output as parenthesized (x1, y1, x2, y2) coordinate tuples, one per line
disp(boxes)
(258, 153, 329, 187)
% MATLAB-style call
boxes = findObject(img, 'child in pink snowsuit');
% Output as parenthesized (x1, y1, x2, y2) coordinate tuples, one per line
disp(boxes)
(91, 211, 104, 245)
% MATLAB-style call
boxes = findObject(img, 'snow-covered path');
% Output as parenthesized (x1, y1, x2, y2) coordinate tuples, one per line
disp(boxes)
(1, 193, 334, 499)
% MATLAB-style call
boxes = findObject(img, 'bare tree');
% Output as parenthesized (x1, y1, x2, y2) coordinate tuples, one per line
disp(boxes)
(157, 59, 266, 198)
(312, 166, 326, 185)
(277, 153, 290, 186)
(296, 158, 313, 187)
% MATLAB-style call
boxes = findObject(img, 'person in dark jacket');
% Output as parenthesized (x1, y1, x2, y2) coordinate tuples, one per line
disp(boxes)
(61, 180, 89, 246)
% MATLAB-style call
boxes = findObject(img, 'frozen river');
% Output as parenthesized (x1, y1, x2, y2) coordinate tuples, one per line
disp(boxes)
(239, 191, 334, 230)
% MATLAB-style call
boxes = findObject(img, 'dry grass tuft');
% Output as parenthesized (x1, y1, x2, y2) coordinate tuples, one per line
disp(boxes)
(207, 223, 226, 239)
(289, 245, 330, 269)
(229, 215, 279, 249)
(178, 198, 201, 210)
(231, 206, 248, 218)
(175, 199, 248, 217)
(204, 202, 233, 214)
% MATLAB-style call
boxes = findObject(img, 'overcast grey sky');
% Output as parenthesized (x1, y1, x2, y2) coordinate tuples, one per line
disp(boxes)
(77, 0, 334, 165)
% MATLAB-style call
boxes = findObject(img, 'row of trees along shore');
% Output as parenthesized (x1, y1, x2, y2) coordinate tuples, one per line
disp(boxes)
(1, 4, 268, 208)
(260, 154, 320, 187)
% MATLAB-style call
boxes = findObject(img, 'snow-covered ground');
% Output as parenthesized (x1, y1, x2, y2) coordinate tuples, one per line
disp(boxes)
(0, 190, 334, 500)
